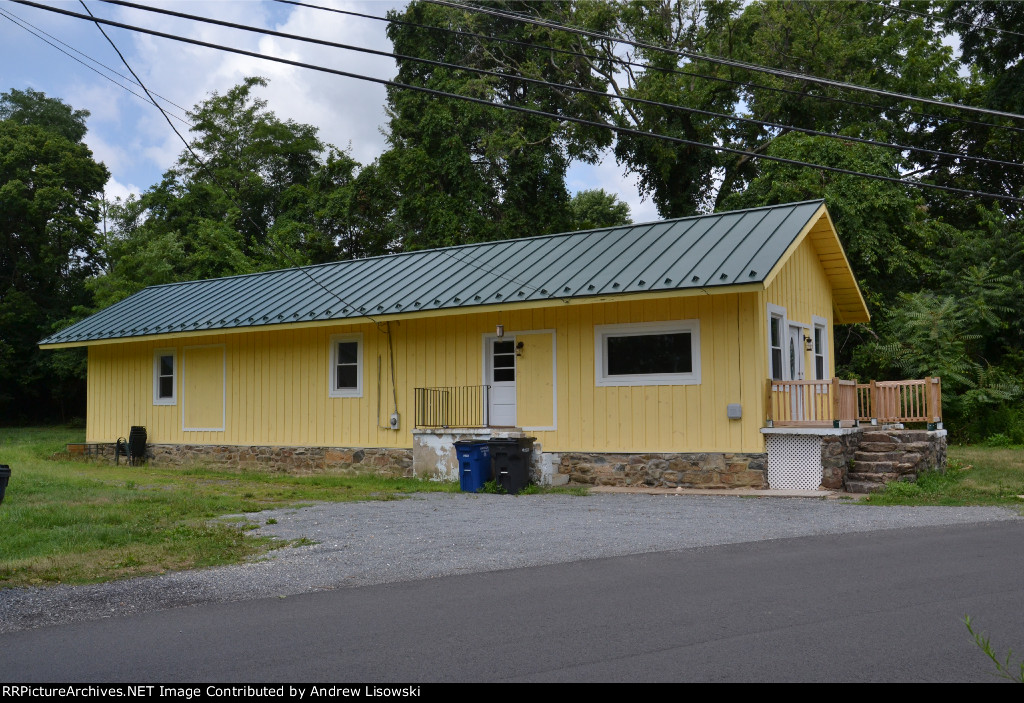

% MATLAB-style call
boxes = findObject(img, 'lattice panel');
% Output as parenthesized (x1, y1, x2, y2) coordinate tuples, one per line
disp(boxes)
(765, 434, 822, 490)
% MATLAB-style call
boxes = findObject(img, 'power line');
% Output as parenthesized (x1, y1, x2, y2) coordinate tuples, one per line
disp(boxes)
(0, 6, 191, 124)
(96, 0, 1024, 171)
(12, 0, 1023, 204)
(275, 0, 1024, 138)
(72, 0, 386, 330)
(423, 0, 1024, 123)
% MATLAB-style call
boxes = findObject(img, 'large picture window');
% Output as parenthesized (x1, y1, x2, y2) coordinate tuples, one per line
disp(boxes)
(329, 333, 363, 398)
(153, 348, 176, 405)
(594, 321, 701, 386)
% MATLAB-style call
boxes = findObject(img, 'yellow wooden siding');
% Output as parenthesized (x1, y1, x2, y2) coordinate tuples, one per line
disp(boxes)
(86, 291, 771, 454)
(515, 331, 555, 429)
(182, 345, 224, 430)
(765, 234, 837, 381)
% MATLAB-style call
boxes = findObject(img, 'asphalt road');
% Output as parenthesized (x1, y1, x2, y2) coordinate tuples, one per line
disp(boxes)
(2, 519, 1022, 682)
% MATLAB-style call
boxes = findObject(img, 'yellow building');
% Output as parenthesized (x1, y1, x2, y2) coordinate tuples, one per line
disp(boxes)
(42, 200, 870, 488)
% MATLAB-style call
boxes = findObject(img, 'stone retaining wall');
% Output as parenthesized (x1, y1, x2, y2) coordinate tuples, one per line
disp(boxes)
(820, 432, 860, 489)
(63, 442, 414, 477)
(556, 452, 768, 489)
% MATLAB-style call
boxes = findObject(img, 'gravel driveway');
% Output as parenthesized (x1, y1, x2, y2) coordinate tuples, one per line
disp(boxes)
(1, 492, 1019, 633)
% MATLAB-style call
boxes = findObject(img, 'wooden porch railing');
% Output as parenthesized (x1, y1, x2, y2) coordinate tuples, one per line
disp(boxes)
(766, 377, 942, 427)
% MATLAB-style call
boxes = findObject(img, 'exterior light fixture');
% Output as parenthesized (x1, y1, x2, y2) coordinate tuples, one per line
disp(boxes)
(496, 324, 504, 338)
(804, 334, 813, 351)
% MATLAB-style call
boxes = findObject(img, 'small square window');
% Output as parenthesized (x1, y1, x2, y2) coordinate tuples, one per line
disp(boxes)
(153, 349, 176, 405)
(330, 334, 363, 398)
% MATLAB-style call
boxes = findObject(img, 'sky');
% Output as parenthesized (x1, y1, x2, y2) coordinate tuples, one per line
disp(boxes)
(0, 0, 660, 222)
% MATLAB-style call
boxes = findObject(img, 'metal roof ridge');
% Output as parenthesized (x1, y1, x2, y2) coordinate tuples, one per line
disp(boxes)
(127, 199, 829, 294)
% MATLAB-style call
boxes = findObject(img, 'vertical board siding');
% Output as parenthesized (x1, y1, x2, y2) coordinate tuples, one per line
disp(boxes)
(765, 236, 836, 379)
(86, 288, 787, 454)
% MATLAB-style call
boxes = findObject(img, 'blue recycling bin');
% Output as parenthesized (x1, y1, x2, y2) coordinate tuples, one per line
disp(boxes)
(454, 441, 491, 493)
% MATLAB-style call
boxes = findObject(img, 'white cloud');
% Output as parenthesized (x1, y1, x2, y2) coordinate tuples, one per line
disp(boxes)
(103, 176, 142, 203)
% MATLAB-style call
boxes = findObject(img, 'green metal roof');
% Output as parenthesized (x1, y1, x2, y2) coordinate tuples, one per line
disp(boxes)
(40, 200, 831, 346)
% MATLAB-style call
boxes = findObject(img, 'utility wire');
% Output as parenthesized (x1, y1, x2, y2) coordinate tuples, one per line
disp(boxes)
(96, 0, 1024, 171)
(275, 0, 1024, 138)
(0, 6, 191, 124)
(423, 0, 1024, 123)
(73, 0, 386, 330)
(13, 0, 1023, 204)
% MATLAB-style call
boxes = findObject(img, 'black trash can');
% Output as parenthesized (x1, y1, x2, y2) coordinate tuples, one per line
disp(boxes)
(454, 440, 491, 493)
(0, 465, 10, 505)
(487, 437, 535, 495)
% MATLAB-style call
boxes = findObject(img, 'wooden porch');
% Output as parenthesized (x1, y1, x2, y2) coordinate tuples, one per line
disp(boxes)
(766, 377, 943, 428)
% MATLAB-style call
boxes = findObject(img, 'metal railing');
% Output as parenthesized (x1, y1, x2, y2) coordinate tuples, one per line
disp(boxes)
(414, 385, 491, 428)
(766, 377, 942, 427)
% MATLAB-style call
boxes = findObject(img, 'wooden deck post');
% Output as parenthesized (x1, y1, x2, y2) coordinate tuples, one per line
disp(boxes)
(765, 379, 774, 426)
(831, 376, 841, 426)
(869, 379, 879, 424)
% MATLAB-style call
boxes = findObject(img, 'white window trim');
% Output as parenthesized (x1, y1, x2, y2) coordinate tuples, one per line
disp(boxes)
(153, 348, 177, 406)
(767, 303, 787, 381)
(594, 320, 701, 387)
(812, 315, 829, 381)
(329, 333, 363, 398)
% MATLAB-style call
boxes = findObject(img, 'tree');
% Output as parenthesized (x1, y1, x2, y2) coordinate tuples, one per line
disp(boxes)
(372, 0, 615, 250)
(0, 87, 89, 143)
(92, 78, 372, 309)
(0, 103, 108, 423)
(568, 188, 632, 230)
(721, 133, 929, 311)
(598, 1, 964, 216)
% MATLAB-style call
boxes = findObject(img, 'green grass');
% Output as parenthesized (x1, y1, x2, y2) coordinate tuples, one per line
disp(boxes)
(0, 426, 459, 587)
(863, 445, 1024, 507)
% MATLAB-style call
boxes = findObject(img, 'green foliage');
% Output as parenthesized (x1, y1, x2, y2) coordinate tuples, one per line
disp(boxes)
(723, 133, 928, 307)
(0, 103, 108, 423)
(568, 189, 632, 230)
(0, 87, 89, 143)
(90, 77, 375, 308)
(964, 615, 1024, 683)
(480, 479, 505, 494)
(369, 1, 615, 250)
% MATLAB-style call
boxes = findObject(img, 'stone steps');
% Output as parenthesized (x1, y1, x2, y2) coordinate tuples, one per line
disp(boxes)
(847, 471, 900, 484)
(845, 480, 886, 494)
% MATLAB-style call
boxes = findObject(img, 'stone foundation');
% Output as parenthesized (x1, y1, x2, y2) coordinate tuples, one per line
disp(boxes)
(820, 431, 861, 489)
(62, 442, 414, 477)
(556, 452, 768, 489)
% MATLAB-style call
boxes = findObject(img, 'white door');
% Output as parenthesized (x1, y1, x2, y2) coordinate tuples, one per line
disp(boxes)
(788, 325, 806, 420)
(486, 337, 517, 426)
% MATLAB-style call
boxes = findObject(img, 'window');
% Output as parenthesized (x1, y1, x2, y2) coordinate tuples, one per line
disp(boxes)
(595, 321, 700, 386)
(812, 316, 828, 380)
(153, 348, 176, 405)
(329, 334, 363, 398)
(767, 304, 786, 381)
(492, 339, 516, 382)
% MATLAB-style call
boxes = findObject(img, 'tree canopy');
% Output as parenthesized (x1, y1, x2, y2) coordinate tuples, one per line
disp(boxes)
(0, 89, 108, 422)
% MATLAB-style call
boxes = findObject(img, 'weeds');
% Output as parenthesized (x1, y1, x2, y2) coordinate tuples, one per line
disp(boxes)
(965, 615, 1024, 682)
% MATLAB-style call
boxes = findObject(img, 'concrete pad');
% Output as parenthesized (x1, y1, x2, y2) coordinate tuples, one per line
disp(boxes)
(586, 485, 867, 500)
